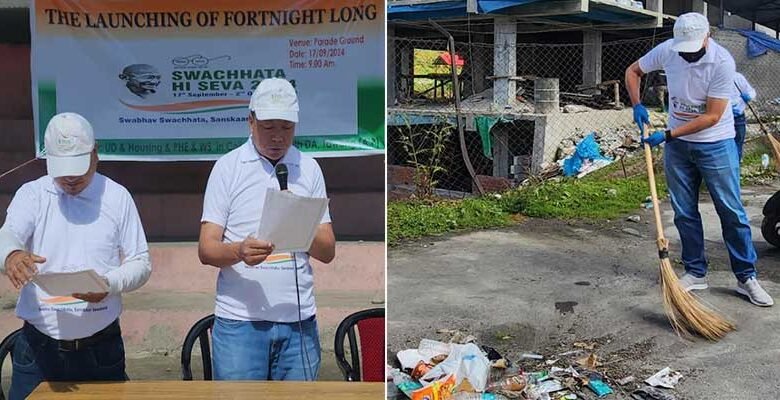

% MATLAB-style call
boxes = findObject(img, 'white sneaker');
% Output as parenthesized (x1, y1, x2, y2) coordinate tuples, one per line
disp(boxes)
(678, 273, 708, 292)
(736, 278, 774, 307)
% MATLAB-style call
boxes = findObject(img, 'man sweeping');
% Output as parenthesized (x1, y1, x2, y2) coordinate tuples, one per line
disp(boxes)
(625, 12, 773, 307)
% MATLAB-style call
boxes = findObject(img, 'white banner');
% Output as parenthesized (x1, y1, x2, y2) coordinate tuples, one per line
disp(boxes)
(31, 0, 385, 160)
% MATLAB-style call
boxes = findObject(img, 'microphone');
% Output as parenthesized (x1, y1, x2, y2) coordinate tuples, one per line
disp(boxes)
(275, 163, 288, 191)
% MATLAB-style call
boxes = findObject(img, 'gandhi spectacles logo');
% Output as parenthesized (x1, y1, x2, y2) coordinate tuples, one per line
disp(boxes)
(172, 54, 231, 68)
(119, 64, 161, 99)
(270, 92, 286, 104)
(56, 136, 77, 151)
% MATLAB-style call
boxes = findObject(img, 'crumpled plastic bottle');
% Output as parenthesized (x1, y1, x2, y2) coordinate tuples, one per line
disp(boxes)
(389, 369, 422, 399)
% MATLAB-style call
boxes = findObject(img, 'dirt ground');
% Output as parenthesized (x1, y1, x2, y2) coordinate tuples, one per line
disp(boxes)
(388, 183, 780, 398)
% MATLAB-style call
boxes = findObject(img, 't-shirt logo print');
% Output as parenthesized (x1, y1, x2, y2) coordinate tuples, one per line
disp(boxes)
(243, 252, 295, 269)
(671, 96, 705, 121)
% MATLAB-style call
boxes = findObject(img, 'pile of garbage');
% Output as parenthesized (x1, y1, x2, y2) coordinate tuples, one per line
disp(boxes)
(387, 333, 682, 400)
(532, 128, 641, 179)
(556, 128, 639, 163)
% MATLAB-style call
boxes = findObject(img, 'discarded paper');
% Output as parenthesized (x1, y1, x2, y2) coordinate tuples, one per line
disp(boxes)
(645, 367, 682, 389)
(576, 353, 600, 369)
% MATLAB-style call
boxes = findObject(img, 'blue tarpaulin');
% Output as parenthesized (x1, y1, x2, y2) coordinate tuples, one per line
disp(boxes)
(388, 0, 657, 24)
(738, 29, 780, 59)
(388, 0, 540, 21)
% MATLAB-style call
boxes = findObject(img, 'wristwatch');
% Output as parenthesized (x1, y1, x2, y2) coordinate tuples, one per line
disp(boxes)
(665, 129, 674, 142)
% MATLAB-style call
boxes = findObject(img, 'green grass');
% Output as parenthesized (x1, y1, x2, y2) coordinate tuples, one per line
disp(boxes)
(387, 197, 511, 244)
(741, 139, 778, 185)
(501, 175, 665, 219)
(388, 142, 779, 246)
(388, 157, 668, 245)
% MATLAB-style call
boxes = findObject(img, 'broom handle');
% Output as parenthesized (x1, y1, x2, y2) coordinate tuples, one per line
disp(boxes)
(734, 83, 772, 136)
(745, 101, 771, 137)
(642, 125, 668, 251)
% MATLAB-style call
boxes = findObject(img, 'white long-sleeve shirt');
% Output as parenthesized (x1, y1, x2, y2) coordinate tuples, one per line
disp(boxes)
(1, 173, 151, 340)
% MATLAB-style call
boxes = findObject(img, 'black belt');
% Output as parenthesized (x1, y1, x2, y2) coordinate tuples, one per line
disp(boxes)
(25, 319, 121, 352)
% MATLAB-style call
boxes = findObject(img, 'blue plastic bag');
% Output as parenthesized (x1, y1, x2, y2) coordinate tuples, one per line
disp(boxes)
(562, 133, 611, 177)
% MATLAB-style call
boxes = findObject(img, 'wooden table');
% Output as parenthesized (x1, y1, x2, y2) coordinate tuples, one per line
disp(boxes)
(29, 381, 385, 399)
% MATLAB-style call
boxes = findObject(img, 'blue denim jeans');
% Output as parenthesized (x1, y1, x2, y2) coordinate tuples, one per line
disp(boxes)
(9, 321, 127, 400)
(734, 113, 747, 161)
(664, 138, 756, 282)
(211, 316, 321, 381)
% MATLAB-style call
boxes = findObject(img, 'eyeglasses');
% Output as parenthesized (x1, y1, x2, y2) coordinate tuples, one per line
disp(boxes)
(132, 74, 161, 80)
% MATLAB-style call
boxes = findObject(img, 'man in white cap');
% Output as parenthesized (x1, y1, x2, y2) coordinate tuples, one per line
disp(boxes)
(0, 112, 152, 399)
(198, 78, 335, 380)
(625, 12, 773, 306)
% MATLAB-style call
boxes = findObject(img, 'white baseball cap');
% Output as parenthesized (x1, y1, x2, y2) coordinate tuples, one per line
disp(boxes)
(43, 112, 95, 178)
(249, 78, 299, 123)
(672, 12, 710, 52)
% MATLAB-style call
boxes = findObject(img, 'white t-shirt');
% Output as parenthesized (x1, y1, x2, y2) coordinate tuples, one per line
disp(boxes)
(201, 139, 331, 323)
(639, 38, 736, 142)
(5, 174, 148, 340)
(731, 72, 756, 117)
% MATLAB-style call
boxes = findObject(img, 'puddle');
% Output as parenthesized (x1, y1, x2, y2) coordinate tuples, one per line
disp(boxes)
(555, 301, 578, 314)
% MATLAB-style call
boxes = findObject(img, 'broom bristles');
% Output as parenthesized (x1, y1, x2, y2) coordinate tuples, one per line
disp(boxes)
(659, 258, 736, 341)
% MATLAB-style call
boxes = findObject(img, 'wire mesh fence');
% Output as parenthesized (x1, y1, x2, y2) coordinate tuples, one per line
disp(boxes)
(387, 23, 780, 201)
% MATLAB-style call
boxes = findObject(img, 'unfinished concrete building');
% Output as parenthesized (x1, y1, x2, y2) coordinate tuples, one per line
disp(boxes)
(387, 0, 780, 195)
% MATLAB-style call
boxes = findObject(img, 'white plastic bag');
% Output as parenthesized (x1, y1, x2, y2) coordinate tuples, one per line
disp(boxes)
(420, 343, 490, 392)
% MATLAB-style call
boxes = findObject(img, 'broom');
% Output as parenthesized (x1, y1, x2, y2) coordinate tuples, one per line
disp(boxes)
(735, 84, 780, 171)
(641, 126, 736, 341)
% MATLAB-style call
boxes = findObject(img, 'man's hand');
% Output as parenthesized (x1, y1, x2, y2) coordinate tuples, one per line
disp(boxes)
(741, 92, 752, 104)
(641, 130, 666, 148)
(72, 292, 108, 303)
(4, 250, 45, 289)
(633, 104, 650, 134)
(239, 237, 274, 266)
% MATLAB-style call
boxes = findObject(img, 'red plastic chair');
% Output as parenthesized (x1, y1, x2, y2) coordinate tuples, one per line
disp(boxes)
(334, 308, 385, 382)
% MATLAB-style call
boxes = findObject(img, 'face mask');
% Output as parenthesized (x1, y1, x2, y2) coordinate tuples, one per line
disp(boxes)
(679, 46, 706, 63)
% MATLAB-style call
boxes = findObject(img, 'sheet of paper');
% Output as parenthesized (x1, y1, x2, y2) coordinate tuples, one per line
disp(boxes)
(256, 190, 329, 253)
(32, 269, 109, 296)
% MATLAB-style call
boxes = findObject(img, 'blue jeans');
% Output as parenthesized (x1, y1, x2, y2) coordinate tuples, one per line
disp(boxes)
(211, 316, 321, 381)
(664, 138, 756, 282)
(734, 113, 747, 161)
(9, 321, 127, 400)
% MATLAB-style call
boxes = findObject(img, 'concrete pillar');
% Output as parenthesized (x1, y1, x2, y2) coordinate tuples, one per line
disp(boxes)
(491, 17, 516, 179)
(387, 24, 396, 105)
(534, 78, 559, 114)
(493, 16, 517, 110)
(582, 30, 602, 95)
(531, 115, 548, 175)
(492, 126, 510, 178)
